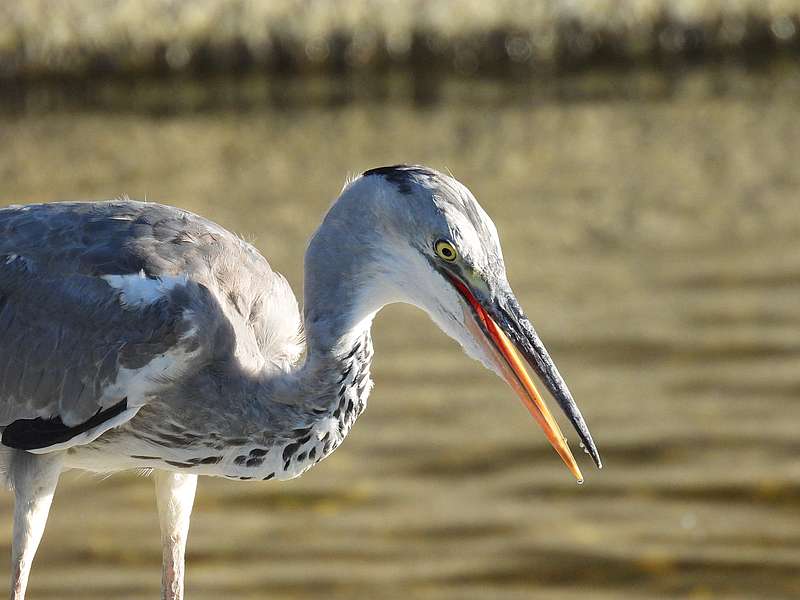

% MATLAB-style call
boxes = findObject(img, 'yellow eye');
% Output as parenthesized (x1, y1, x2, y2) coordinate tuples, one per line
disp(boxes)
(434, 239, 458, 262)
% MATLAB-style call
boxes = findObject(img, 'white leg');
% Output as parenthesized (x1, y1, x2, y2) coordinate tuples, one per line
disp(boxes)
(154, 471, 197, 600)
(7, 450, 63, 600)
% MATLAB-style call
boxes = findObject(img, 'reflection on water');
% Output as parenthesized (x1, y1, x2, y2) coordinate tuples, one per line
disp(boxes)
(1, 69, 799, 599)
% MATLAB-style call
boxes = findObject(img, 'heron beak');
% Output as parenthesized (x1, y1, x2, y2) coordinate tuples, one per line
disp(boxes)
(449, 276, 601, 482)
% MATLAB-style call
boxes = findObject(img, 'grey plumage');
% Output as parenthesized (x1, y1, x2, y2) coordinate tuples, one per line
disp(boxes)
(0, 201, 303, 447)
(0, 165, 599, 600)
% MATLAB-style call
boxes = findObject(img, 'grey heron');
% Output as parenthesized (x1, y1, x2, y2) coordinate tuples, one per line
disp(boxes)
(0, 165, 600, 599)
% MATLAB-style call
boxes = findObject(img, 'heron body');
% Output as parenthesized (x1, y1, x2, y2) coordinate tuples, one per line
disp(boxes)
(0, 165, 600, 599)
(0, 199, 369, 482)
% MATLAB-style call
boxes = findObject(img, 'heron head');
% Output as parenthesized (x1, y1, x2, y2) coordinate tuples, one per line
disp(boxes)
(306, 165, 601, 480)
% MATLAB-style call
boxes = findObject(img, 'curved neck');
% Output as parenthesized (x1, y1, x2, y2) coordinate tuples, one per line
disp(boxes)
(266, 213, 388, 413)
(292, 275, 381, 414)
(301, 198, 399, 359)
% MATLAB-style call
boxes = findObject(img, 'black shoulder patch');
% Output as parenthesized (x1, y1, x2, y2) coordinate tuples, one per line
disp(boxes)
(2, 398, 128, 450)
(362, 164, 439, 194)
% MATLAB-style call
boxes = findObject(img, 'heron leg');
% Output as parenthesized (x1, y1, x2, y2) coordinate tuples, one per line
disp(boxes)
(7, 450, 63, 600)
(154, 471, 197, 600)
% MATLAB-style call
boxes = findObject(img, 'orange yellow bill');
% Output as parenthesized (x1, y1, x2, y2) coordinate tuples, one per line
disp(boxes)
(451, 278, 583, 482)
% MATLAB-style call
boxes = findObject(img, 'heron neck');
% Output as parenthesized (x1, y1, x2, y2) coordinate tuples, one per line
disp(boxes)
(289, 202, 394, 415)
(288, 311, 376, 411)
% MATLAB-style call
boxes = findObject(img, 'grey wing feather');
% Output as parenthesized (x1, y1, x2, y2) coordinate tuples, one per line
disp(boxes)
(0, 199, 303, 450)
(0, 201, 224, 443)
(0, 253, 200, 428)
(244, 271, 304, 371)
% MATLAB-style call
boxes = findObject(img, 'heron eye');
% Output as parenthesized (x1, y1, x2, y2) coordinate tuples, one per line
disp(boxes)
(434, 240, 458, 262)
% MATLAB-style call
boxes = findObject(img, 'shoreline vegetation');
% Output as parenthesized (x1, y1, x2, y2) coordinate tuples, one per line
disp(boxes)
(2, 0, 800, 80)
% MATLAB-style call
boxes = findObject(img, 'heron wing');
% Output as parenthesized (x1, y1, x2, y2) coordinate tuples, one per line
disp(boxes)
(0, 202, 221, 452)
(0, 199, 303, 451)
(0, 253, 207, 451)
(241, 270, 303, 372)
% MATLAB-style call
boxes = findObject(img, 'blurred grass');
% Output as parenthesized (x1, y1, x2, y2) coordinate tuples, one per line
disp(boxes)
(2, 0, 800, 78)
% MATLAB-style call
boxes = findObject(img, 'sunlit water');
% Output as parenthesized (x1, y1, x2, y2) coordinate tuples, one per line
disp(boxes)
(1, 68, 799, 599)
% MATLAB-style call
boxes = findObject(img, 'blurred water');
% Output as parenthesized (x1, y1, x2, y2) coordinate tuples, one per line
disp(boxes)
(0, 68, 799, 599)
